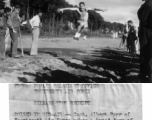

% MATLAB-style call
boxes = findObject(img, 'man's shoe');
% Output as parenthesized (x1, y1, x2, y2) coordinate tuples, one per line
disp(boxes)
(73, 37, 79, 41)
(12, 55, 21, 58)
(83, 35, 87, 40)
(30, 54, 38, 57)
(30, 53, 38, 56)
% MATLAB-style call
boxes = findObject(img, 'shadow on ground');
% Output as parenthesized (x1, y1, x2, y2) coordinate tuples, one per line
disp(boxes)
(76, 47, 141, 83)
(23, 69, 110, 83)
(14, 47, 146, 83)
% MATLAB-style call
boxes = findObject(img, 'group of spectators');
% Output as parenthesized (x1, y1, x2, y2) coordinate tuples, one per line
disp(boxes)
(0, 4, 42, 60)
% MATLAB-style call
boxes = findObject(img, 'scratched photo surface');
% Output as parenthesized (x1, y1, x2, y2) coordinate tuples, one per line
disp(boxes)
(9, 84, 142, 120)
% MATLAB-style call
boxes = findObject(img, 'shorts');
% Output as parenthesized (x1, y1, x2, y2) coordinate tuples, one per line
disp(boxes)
(78, 20, 88, 28)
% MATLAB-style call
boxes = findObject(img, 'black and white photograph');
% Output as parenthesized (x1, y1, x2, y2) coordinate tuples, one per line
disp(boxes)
(0, 0, 151, 83)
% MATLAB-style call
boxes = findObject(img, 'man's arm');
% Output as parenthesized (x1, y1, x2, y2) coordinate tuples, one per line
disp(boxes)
(10, 12, 20, 33)
(17, 14, 21, 23)
(6, 16, 17, 33)
(58, 7, 79, 13)
(10, 11, 15, 21)
(126, 25, 129, 33)
(87, 8, 108, 12)
(29, 16, 36, 28)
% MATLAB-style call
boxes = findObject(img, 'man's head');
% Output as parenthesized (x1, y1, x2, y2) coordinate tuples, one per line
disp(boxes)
(14, 5, 21, 13)
(11, 4, 15, 11)
(38, 11, 42, 17)
(4, 7, 11, 16)
(128, 20, 133, 26)
(79, 2, 85, 10)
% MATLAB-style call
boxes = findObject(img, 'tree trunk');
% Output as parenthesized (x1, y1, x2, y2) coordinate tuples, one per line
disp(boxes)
(33, 9, 35, 17)
(27, 0, 29, 19)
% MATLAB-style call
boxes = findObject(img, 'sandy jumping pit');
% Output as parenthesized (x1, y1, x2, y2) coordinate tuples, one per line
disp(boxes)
(0, 53, 112, 83)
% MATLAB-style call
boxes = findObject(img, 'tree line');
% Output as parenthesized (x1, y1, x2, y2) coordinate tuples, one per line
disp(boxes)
(0, 0, 125, 36)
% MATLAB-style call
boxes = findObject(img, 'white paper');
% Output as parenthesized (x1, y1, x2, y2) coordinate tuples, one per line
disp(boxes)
(9, 84, 142, 120)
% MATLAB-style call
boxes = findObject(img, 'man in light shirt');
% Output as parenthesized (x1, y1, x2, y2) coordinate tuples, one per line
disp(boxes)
(29, 11, 42, 56)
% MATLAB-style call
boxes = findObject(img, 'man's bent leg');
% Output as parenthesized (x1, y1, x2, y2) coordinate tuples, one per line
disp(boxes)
(80, 24, 88, 40)
(74, 25, 83, 37)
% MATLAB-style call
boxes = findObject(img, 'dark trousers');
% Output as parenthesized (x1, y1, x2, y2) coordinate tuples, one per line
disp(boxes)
(140, 45, 149, 75)
(0, 34, 5, 58)
(140, 39, 152, 82)
(9, 27, 19, 57)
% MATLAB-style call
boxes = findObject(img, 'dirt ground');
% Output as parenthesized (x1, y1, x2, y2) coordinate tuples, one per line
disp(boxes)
(1, 35, 142, 83)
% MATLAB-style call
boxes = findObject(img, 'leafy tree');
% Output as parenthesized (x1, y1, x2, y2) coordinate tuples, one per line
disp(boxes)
(0, 0, 125, 32)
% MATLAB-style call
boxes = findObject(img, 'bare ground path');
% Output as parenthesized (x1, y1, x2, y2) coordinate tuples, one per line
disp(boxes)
(0, 36, 142, 83)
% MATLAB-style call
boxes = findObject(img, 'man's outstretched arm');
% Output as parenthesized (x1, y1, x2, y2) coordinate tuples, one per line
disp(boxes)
(87, 8, 108, 12)
(58, 7, 79, 13)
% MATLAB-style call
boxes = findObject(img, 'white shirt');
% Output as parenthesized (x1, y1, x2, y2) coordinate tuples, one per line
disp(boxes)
(29, 15, 41, 28)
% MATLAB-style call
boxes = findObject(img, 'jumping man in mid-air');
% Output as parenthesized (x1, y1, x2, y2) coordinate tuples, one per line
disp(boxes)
(58, 2, 107, 40)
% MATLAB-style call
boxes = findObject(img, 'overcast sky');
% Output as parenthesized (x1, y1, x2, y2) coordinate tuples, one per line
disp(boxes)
(66, 0, 144, 26)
